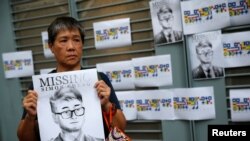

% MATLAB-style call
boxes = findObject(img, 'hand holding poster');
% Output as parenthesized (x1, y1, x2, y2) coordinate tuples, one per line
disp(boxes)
(32, 69, 104, 141)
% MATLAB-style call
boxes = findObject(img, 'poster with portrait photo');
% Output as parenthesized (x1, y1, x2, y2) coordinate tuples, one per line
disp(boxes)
(228, 0, 250, 26)
(150, 0, 183, 45)
(32, 69, 105, 141)
(187, 30, 225, 80)
(180, 0, 230, 35)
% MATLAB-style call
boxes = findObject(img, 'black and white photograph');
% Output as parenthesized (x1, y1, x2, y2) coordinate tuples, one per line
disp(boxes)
(32, 69, 105, 141)
(150, 0, 183, 45)
(187, 30, 225, 80)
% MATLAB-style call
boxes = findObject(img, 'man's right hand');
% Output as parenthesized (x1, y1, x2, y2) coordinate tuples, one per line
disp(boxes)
(23, 90, 38, 119)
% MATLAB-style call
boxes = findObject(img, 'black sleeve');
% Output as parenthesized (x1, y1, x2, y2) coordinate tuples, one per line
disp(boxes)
(98, 72, 121, 109)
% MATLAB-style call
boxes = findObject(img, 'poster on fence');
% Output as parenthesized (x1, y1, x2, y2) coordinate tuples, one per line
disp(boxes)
(96, 60, 135, 90)
(150, 0, 183, 45)
(173, 87, 215, 120)
(2, 50, 34, 79)
(222, 31, 250, 68)
(228, 0, 250, 26)
(132, 54, 173, 87)
(229, 89, 250, 122)
(116, 87, 215, 120)
(93, 18, 132, 49)
(41, 31, 54, 58)
(116, 91, 137, 120)
(187, 30, 225, 80)
(180, 0, 230, 35)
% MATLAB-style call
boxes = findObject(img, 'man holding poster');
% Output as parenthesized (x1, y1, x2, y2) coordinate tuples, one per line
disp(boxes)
(17, 16, 126, 141)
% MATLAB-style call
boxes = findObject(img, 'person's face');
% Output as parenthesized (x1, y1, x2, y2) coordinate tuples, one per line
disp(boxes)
(197, 46, 213, 64)
(158, 10, 173, 29)
(54, 95, 84, 132)
(49, 29, 83, 68)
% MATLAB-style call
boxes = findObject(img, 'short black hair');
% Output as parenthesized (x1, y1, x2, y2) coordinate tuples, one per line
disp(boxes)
(47, 16, 85, 44)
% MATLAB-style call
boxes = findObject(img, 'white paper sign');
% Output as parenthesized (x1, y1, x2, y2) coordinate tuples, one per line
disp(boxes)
(93, 18, 132, 49)
(116, 91, 137, 120)
(96, 60, 135, 90)
(135, 89, 175, 120)
(173, 87, 215, 120)
(2, 50, 34, 79)
(41, 31, 54, 58)
(115, 87, 215, 121)
(228, 0, 250, 26)
(33, 69, 104, 141)
(132, 54, 173, 87)
(230, 89, 250, 122)
(181, 0, 230, 35)
(222, 31, 250, 68)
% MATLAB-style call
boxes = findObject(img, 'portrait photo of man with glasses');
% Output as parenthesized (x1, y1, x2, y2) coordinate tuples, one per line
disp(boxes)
(49, 87, 103, 141)
(154, 5, 183, 45)
(149, 0, 183, 45)
(192, 40, 224, 80)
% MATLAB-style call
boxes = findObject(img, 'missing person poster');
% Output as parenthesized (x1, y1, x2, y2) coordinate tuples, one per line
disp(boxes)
(187, 30, 225, 80)
(32, 69, 104, 141)
(2, 50, 34, 79)
(180, 0, 230, 35)
(222, 31, 250, 68)
(149, 0, 183, 45)
(93, 18, 132, 49)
